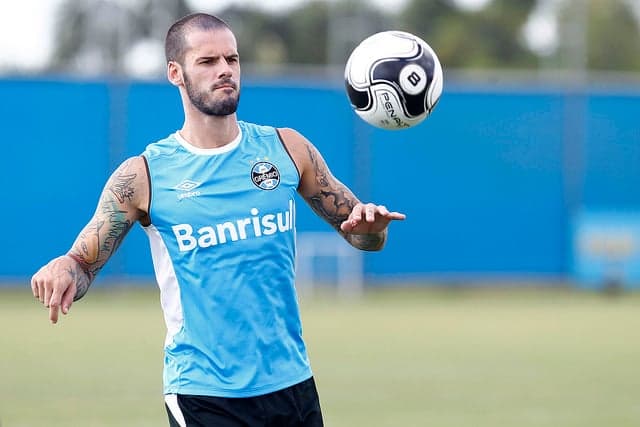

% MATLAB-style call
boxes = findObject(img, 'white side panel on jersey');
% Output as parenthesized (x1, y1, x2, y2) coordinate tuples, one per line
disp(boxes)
(144, 224, 184, 347)
(164, 394, 186, 427)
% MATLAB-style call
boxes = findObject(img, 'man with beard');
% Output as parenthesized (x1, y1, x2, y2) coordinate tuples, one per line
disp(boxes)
(31, 13, 405, 427)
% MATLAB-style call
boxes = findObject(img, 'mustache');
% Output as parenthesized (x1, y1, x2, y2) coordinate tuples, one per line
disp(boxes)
(213, 79, 238, 90)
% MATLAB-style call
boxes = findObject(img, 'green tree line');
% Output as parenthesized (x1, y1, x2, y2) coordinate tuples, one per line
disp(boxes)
(51, 0, 640, 76)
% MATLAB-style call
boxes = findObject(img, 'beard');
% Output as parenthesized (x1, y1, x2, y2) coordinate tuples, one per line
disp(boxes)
(184, 73, 240, 116)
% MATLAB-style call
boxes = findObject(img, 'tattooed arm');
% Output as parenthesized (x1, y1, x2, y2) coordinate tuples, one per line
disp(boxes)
(278, 128, 405, 251)
(31, 156, 149, 323)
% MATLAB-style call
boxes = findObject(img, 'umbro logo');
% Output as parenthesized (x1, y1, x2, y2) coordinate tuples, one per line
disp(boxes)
(174, 180, 202, 191)
(174, 179, 202, 200)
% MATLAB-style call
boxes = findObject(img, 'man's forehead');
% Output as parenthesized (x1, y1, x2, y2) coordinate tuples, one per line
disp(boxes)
(185, 27, 237, 54)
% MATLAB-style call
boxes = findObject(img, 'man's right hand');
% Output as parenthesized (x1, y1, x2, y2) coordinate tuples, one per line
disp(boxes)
(31, 255, 86, 324)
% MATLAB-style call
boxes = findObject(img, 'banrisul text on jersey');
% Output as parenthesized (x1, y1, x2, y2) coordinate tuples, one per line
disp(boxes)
(172, 200, 295, 251)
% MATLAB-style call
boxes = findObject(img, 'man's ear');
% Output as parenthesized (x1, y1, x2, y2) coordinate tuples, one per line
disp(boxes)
(167, 61, 183, 87)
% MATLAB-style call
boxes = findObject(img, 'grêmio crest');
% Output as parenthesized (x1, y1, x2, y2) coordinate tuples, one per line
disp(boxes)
(251, 161, 280, 190)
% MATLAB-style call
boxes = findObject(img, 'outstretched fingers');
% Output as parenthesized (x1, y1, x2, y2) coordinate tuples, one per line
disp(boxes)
(61, 284, 76, 315)
(48, 282, 75, 323)
(49, 285, 63, 324)
(31, 273, 40, 300)
(340, 203, 406, 233)
(375, 204, 407, 221)
(385, 211, 407, 221)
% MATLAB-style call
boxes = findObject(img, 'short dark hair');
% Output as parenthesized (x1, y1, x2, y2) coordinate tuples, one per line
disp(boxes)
(165, 13, 231, 64)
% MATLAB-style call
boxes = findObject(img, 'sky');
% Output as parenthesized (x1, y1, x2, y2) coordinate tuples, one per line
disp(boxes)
(189, 0, 490, 14)
(0, 0, 524, 72)
(0, 0, 65, 70)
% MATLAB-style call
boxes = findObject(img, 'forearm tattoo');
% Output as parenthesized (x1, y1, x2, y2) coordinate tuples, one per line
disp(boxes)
(347, 232, 385, 251)
(69, 160, 136, 281)
(64, 260, 91, 301)
(302, 144, 387, 251)
(303, 145, 355, 231)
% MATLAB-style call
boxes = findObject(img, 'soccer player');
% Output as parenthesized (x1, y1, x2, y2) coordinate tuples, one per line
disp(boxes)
(31, 13, 405, 427)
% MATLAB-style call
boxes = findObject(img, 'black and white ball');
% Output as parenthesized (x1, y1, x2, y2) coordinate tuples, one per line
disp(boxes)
(345, 30, 443, 130)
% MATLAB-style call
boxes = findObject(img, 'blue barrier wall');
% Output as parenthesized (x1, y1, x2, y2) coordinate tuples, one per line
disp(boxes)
(1, 77, 638, 284)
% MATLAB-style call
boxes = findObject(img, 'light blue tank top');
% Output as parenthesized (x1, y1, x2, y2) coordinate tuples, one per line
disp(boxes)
(141, 121, 311, 397)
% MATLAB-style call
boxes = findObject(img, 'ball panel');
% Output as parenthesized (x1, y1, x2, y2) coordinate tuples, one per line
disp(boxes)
(370, 47, 435, 118)
(355, 85, 426, 131)
(427, 60, 444, 113)
(345, 31, 420, 88)
(345, 80, 372, 111)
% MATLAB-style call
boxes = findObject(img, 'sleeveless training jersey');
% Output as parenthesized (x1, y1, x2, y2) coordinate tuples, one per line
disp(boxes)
(141, 121, 312, 398)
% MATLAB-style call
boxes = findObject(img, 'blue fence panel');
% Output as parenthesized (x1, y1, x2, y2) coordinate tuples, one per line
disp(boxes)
(365, 89, 567, 278)
(1, 77, 639, 285)
(0, 79, 111, 279)
(584, 93, 640, 208)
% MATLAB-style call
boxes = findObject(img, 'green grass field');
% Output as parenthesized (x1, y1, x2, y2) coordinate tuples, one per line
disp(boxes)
(1, 285, 639, 427)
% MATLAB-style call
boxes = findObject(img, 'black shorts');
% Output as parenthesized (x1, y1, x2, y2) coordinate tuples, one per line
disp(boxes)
(165, 377, 324, 427)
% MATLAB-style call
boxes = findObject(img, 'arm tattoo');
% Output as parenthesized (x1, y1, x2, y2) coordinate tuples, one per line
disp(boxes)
(64, 261, 91, 301)
(347, 233, 385, 251)
(69, 162, 136, 281)
(303, 145, 355, 232)
(302, 144, 387, 251)
(109, 173, 136, 203)
(307, 190, 354, 231)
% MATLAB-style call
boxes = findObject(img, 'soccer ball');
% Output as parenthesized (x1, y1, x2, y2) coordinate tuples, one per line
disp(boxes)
(344, 30, 443, 130)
